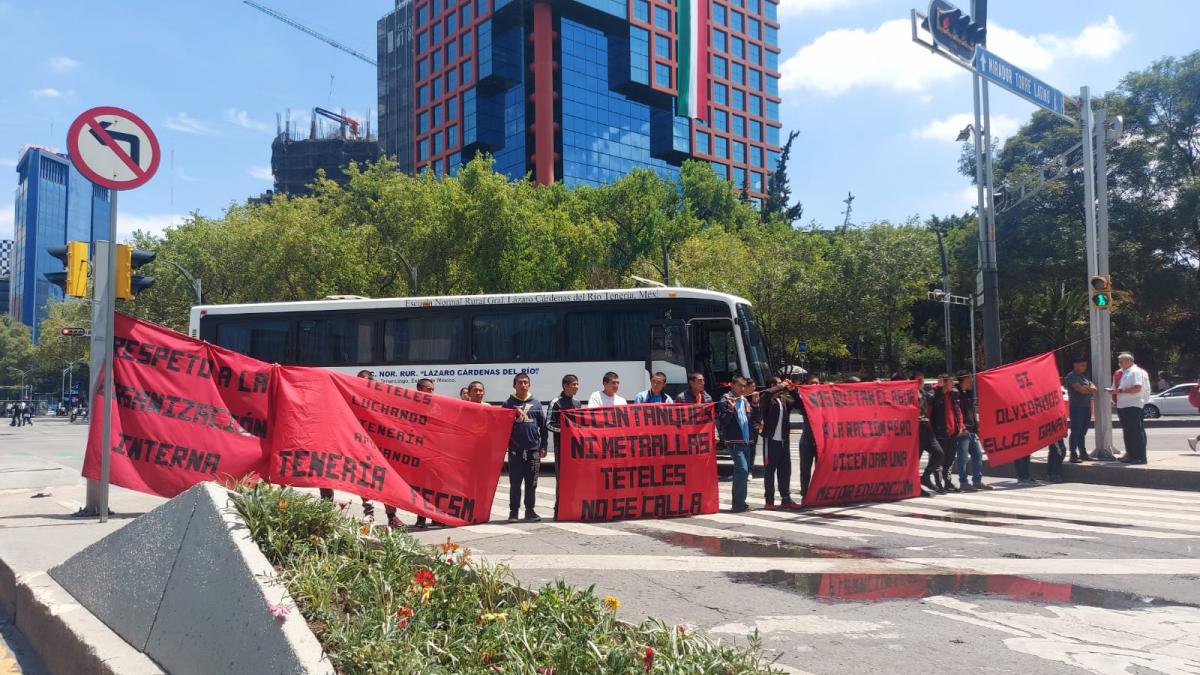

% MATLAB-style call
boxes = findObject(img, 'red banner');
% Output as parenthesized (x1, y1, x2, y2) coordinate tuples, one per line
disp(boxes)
(977, 352, 1068, 466)
(557, 404, 718, 522)
(267, 367, 512, 526)
(83, 313, 271, 497)
(84, 314, 514, 526)
(801, 381, 921, 508)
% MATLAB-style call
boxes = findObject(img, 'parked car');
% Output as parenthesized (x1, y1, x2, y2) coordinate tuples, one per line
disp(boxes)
(1144, 382, 1199, 418)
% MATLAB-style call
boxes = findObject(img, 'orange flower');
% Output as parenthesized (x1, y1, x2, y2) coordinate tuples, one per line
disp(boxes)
(603, 595, 620, 611)
(394, 606, 414, 628)
(278, 500, 288, 511)
(437, 538, 460, 554)
(413, 569, 438, 588)
(359, 524, 371, 535)
(481, 650, 493, 664)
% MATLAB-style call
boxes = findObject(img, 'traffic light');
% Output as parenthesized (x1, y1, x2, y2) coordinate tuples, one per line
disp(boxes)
(60, 327, 88, 337)
(115, 244, 156, 300)
(992, 186, 1010, 213)
(1089, 275, 1112, 310)
(923, 0, 986, 62)
(44, 241, 90, 298)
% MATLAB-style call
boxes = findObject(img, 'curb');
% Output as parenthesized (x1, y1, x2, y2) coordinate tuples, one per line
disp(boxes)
(984, 458, 1200, 492)
(0, 558, 162, 675)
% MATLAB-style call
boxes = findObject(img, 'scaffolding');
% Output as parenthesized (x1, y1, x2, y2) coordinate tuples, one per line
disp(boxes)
(270, 109, 380, 197)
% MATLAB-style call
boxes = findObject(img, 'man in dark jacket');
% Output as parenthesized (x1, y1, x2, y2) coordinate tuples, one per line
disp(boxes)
(797, 374, 821, 499)
(956, 371, 990, 490)
(678, 372, 713, 404)
(760, 377, 797, 509)
(503, 373, 548, 523)
(717, 375, 761, 512)
(546, 374, 582, 459)
(930, 374, 964, 493)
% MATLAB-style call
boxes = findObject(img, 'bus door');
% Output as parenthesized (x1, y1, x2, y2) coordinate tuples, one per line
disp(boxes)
(648, 321, 690, 398)
(687, 318, 738, 399)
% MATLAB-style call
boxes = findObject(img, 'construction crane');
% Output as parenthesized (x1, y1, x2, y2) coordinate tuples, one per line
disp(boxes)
(314, 107, 361, 139)
(243, 1, 376, 67)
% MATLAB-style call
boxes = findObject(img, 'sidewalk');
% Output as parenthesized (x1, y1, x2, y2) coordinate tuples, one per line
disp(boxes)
(0, 466, 167, 674)
(985, 445, 1200, 491)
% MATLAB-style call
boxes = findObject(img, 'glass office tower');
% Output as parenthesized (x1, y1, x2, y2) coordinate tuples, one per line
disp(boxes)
(8, 147, 111, 340)
(377, 0, 781, 199)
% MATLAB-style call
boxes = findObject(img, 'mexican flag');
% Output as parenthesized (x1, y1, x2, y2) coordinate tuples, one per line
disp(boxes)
(676, 0, 709, 120)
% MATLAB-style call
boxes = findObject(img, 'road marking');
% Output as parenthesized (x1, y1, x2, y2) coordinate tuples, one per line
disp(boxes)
(626, 517, 842, 543)
(805, 507, 1091, 540)
(1011, 487, 1200, 512)
(868, 502, 1195, 539)
(1029, 485, 1200, 506)
(541, 521, 634, 536)
(930, 494, 1200, 533)
(741, 507, 979, 539)
(698, 511, 881, 539)
(456, 524, 530, 536)
(484, 555, 1200, 575)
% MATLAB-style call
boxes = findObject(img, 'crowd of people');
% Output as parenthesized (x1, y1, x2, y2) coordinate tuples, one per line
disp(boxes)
(6, 402, 34, 427)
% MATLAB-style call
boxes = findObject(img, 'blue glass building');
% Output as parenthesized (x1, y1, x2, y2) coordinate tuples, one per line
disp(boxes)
(377, 0, 781, 197)
(8, 147, 111, 341)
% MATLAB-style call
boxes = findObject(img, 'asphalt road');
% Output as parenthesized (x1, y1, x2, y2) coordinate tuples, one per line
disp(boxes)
(4, 419, 1199, 675)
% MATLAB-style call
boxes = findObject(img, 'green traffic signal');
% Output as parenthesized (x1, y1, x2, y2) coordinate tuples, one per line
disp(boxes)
(1093, 293, 1110, 308)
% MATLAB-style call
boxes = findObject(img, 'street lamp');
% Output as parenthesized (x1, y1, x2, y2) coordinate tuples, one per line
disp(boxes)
(927, 290, 976, 377)
(161, 259, 203, 304)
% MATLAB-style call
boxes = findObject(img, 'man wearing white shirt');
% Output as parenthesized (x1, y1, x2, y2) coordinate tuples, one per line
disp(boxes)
(588, 371, 627, 407)
(1109, 352, 1150, 464)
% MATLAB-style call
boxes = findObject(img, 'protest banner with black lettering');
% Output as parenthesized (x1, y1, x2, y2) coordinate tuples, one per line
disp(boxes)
(977, 351, 1068, 466)
(801, 381, 921, 508)
(266, 367, 514, 526)
(83, 313, 271, 497)
(557, 404, 718, 522)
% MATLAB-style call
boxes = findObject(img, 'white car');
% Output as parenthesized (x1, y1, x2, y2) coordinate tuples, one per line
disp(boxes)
(1144, 383, 1199, 418)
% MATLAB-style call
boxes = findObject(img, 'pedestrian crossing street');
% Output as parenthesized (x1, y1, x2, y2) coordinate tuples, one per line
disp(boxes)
(412, 477, 1200, 562)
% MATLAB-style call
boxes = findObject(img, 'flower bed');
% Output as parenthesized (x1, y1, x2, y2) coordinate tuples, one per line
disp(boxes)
(232, 484, 782, 674)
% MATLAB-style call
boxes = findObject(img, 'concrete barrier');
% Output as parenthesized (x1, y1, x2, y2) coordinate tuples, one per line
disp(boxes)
(50, 483, 333, 675)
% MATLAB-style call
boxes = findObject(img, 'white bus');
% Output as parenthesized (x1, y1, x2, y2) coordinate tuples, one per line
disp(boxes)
(188, 287, 772, 403)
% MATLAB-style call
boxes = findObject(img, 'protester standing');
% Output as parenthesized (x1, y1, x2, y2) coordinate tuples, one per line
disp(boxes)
(955, 372, 990, 490)
(350, 370, 404, 529)
(678, 372, 713, 404)
(1063, 357, 1098, 462)
(459, 386, 470, 401)
(634, 372, 674, 403)
(797, 374, 821, 499)
(467, 381, 487, 404)
(718, 375, 760, 512)
(588, 372, 627, 407)
(760, 377, 797, 509)
(413, 378, 441, 529)
(930, 374, 963, 493)
(21, 402, 32, 426)
(911, 372, 946, 495)
(1110, 352, 1151, 464)
(547, 374, 583, 456)
(503, 374, 547, 523)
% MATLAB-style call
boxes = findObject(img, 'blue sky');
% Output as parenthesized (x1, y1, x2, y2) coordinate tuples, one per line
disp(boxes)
(1, 0, 1196, 242)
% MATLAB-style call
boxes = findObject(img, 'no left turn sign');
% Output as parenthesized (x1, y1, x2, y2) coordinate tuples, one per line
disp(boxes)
(66, 106, 160, 191)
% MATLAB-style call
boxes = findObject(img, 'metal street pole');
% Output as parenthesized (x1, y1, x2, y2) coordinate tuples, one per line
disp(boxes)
(98, 192, 117, 522)
(970, 73, 994, 364)
(1079, 87, 1115, 461)
(1093, 106, 1117, 459)
(936, 231, 953, 372)
(980, 80, 1002, 368)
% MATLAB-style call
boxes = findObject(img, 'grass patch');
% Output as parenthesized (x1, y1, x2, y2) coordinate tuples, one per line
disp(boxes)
(232, 483, 783, 674)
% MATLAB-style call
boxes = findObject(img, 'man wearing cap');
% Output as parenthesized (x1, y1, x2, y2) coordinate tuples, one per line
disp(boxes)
(1108, 352, 1150, 465)
(1063, 357, 1098, 462)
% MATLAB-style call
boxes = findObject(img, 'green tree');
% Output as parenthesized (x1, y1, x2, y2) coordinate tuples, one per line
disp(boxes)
(762, 130, 804, 225)
(0, 315, 35, 390)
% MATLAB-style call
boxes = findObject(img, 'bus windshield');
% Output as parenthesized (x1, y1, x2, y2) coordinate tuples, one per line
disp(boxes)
(737, 304, 771, 385)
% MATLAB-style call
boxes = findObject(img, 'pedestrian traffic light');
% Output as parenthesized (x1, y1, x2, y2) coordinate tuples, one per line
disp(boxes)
(922, 1, 986, 62)
(1089, 275, 1112, 310)
(115, 244, 156, 300)
(44, 241, 90, 298)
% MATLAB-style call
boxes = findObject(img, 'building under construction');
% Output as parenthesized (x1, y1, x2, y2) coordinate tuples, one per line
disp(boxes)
(270, 108, 380, 197)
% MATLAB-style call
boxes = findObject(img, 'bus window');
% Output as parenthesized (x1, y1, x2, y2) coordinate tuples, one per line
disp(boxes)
(215, 320, 290, 362)
(565, 312, 612, 360)
(737, 304, 772, 385)
(612, 311, 649, 360)
(296, 317, 375, 366)
(383, 316, 463, 363)
(472, 311, 558, 362)
(650, 323, 689, 392)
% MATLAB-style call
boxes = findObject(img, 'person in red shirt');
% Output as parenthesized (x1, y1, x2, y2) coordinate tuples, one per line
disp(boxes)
(930, 374, 964, 493)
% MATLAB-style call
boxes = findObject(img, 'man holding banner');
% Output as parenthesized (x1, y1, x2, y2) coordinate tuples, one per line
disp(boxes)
(503, 374, 548, 522)
(718, 376, 760, 512)
(930, 374, 964, 493)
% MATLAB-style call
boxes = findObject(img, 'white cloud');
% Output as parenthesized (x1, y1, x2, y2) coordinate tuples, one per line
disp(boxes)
(31, 87, 63, 98)
(225, 108, 273, 133)
(176, 168, 199, 183)
(782, 16, 1131, 97)
(777, 0, 865, 18)
(117, 213, 186, 241)
(0, 203, 13, 240)
(165, 113, 216, 136)
(249, 166, 274, 181)
(47, 56, 79, 72)
(913, 113, 1021, 143)
(0, 158, 17, 168)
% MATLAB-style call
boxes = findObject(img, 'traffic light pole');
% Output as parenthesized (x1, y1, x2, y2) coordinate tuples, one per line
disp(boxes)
(1093, 105, 1117, 459)
(970, 73, 1003, 367)
(80, 195, 117, 521)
